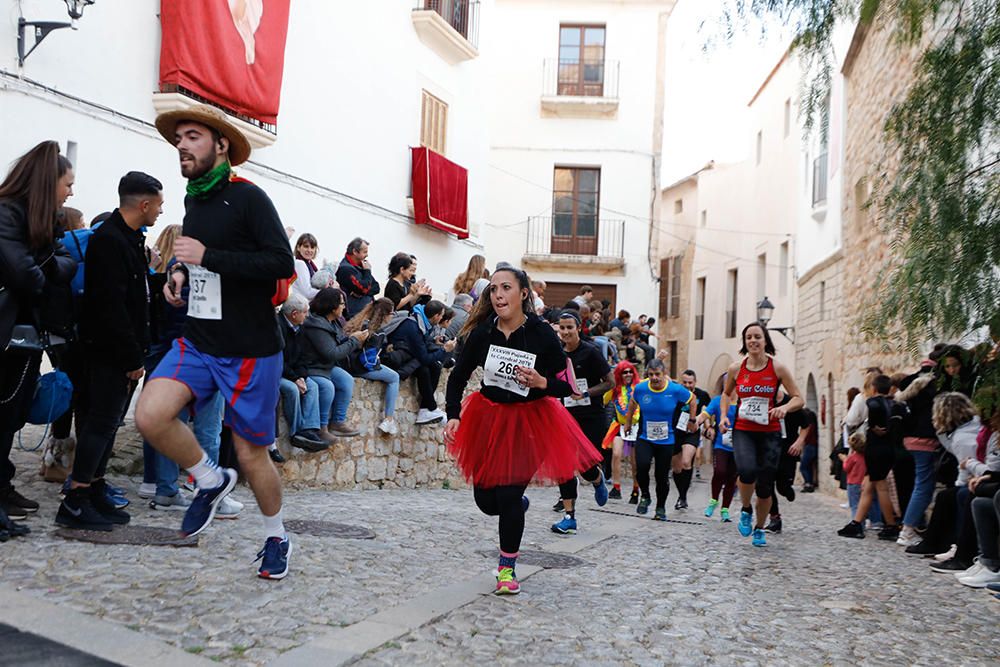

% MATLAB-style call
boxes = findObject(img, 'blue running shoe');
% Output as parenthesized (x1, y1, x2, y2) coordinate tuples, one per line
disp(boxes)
(987, 582, 1000, 593)
(180, 468, 237, 537)
(522, 496, 530, 513)
(256, 535, 292, 579)
(704, 498, 719, 517)
(104, 481, 126, 497)
(637, 497, 651, 515)
(107, 488, 129, 509)
(738, 510, 753, 537)
(551, 515, 577, 535)
(653, 507, 667, 521)
(752, 528, 767, 547)
(593, 470, 608, 507)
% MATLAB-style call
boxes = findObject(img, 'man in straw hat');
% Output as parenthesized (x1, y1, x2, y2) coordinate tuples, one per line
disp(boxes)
(135, 104, 296, 579)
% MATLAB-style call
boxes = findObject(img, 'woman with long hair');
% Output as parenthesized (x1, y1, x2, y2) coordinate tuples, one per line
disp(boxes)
(719, 322, 804, 547)
(343, 297, 403, 435)
(384, 252, 431, 312)
(151, 224, 182, 273)
(452, 254, 489, 298)
(602, 361, 641, 502)
(444, 265, 602, 595)
(0, 140, 77, 526)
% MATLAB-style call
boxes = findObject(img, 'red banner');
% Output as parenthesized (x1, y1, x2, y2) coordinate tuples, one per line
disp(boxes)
(159, 0, 291, 126)
(411, 147, 470, 240)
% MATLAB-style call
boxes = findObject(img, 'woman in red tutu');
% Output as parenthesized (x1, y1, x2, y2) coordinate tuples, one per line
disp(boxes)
(444, 265, 602, 595)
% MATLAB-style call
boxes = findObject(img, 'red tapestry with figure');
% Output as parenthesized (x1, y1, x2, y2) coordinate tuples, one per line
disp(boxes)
(159, 0, 291, 125)
(411, 147, 470, 239)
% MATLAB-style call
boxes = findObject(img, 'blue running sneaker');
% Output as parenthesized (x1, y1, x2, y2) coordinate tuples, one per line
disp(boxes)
(593, 470, 608, 507)
(637, 497, 651, 515)
(653, 507, 667, 521)
(256, 535, 292, 579)
(180, 468, 237, 537)
(522, 496, 530, 513)
(107, 488, 129, 510)
(551, 514, 577, 535)
(752, 528, 767, 547)
(738, 510, 753, 537)
(704, 498, 719, 517)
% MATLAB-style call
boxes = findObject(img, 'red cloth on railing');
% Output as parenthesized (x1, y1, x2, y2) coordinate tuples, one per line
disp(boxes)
(411, 147, 469, 239)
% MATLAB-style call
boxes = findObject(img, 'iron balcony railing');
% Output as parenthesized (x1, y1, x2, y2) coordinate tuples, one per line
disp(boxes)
(415, 0, 480, 49)
(812, 152, 829, 206)
(542, 58, 620, 99)
(526, 216, 625, 258)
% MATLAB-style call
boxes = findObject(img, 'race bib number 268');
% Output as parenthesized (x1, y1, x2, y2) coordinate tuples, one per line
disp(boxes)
(483, 345, 537, 398)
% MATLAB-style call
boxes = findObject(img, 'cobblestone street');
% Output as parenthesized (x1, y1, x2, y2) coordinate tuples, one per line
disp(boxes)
(1, 441, 998, 666)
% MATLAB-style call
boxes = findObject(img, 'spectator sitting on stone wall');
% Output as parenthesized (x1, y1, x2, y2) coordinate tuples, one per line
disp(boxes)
(342, 297, 402, 436)
(277, 292, 327, 453)
(384, 300, 455, 425)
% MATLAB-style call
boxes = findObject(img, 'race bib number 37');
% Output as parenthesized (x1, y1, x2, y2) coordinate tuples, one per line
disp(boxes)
(483, 345, 537, 398)
(187, 265, 222, 320)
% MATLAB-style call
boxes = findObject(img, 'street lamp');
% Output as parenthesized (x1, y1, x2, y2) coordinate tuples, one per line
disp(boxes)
(756, 296, 794, 343)
(17, 0, 97, 66)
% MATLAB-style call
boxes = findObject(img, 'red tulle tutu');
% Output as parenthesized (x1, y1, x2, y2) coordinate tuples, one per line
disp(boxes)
(447, 393, 603, 488)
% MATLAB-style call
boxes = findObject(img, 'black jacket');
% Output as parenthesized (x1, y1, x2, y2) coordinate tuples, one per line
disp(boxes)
(279, 314, 309, 381)
(335, 255, 380, 318)
(80, 210, 149, 371)
(0, 199, 77, 348)
(299, 314, 360, 376)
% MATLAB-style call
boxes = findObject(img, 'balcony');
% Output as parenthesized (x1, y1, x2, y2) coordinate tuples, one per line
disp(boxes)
(541, 58, 620, 118)
(152, 85, 276, 149)
(522, 216, 625, 271)
(812, 152, 828, 220)
(411, 0, 479, 64)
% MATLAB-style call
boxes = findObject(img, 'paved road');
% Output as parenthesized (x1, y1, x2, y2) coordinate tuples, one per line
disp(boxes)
(1, 444, 997, 666)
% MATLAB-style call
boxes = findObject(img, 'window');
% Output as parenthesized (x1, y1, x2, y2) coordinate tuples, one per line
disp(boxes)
(756, 253, 766, 301)
(558, 24, 606, 96)
(700, 210, 707, 227)
(674, 198, 683, 214)
(694, 277, 706, 340)
(658, 255, 682, 319)
(783, 99, 791, 138)
(667, 341, 678, 378)
(66, 140, 78, 167)
(819, 280, 827, 320)
(552, 167, 600, 255)
(755, 131, 762, 165)
(726, 269, 738, 338)
(420, 90, 448, 155)
(779, 241, 789, 296)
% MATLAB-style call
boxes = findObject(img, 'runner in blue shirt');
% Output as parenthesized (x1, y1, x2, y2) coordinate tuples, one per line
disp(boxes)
(703, 385, 739, 522)
(624, 358, 696, 520)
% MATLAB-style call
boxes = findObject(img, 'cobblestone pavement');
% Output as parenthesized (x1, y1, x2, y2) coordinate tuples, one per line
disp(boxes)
(2, 442, 998, 666)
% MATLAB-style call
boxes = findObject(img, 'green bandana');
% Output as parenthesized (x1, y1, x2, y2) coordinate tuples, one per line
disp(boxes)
(186, 161, 232, 200)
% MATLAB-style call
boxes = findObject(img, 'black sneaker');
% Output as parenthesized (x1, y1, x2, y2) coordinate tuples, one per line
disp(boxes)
(637, 497, 651, 515)
(765, 516, 783, 533)
(694, 468, 701, 480)
(930, 558, 971, 573)
(674, 498, 688, 510)
(628, 490, 639, 505)
(56, 489, 113, 532)
(291, 432, 328, 453)
(0, 486, 39, 513)
(0, 502, 27, 521)
(801, 484, 816, 493)
(778, 484, 795, 502)
(837, 521, 865, 538)
(905, 540, 940, 556)
(877, 525, 901, 541)
(90, 481, 131, 525)
(269, 448, 286, 464)
(552, 499, 564, 513)
(608, 487, 622, 500)
(0, 507, 30, 537)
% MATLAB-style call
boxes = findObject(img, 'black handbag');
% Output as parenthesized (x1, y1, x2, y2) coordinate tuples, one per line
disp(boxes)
(5, 324, 46, 352)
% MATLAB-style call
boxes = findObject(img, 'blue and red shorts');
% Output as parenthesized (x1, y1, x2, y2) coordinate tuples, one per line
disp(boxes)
(150, 337, 282, 446)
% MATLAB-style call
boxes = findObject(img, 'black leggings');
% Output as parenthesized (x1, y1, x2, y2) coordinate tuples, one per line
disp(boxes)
(558, 415, 606, 501)
(412, 363, 442, 411)
(732, 429, 781, 499)
(474, 484, 527, 554)
(558, 465, 601, 501)
(635, 439, 673, 509)
(769, 445, 800, 514)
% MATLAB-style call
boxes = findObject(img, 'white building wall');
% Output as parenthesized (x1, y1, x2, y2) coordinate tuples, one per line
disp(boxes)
(484, 0, 675, 317)
(0, 0, 493, 301)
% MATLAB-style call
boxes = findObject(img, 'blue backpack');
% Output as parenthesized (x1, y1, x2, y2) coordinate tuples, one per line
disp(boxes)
(63, 227, 93, 297)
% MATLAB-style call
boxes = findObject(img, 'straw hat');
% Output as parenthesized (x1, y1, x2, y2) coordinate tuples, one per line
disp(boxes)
(155, 104, 252, 166)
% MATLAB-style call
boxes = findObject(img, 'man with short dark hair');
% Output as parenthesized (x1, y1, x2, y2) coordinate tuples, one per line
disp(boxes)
(672, 369, 711, 509)
(336, 237, 380, 317)
(137, 105, 296, 579)
(56, 171, 163, 531)
(572, 285, 594, 307)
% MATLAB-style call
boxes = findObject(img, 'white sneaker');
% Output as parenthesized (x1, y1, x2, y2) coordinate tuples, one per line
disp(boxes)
(216, 495, 244, 519)
(415, 408, 446, 425)
(955, 560, 984, 579)
(378, 417, 399, 435)
(896, 526, 922, 547)
(934, 545, 958, 562)
(138, 482, 156, 499)
(958, 566, 1000, 588)
(150, 492, 192, 511)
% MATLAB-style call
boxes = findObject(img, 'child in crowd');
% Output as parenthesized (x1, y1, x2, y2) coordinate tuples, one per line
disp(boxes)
(841, 432, 883, 527)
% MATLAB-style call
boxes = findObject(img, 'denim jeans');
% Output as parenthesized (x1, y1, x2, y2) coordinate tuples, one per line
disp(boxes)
(847, 483, 882, 524)
(311, 366, 355, 425)
(155, 391, 224, 497)
(360, 366, 399, 417)
(903, 449, 936, 528)
(278, 377, 320, 434)
(800, 444, 818, 486)
(592, 336, 618, 363)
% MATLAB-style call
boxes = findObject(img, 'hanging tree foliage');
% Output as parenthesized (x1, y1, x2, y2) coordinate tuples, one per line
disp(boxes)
(719, 0, 1000, 395)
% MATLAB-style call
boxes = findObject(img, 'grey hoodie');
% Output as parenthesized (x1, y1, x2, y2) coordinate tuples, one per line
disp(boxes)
(937, 416, 982, 486)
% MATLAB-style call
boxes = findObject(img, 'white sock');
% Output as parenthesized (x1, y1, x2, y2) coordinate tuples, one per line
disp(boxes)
(262, 510, 285, 540)
(187, 452, 223, 490)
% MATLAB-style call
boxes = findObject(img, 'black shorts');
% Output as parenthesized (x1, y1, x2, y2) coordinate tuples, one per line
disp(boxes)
(864, 441, 894, 482)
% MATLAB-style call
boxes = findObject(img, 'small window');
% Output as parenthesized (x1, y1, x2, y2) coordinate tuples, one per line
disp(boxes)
(674, 199, 683, 214)
(66, 140, 78, 166)
(819, 280, 827, 320)
(755, 131, 763, 165)
(756, 253, 766, 301)
(783, 99, 791, 138)
(558, 24, 607, 97)
(420, 90, 448, 155)
(726, 269, 739, 338)
(779, 241, 789, 296)
(694, 277, 706, 340)
(700, 210, 707, 227)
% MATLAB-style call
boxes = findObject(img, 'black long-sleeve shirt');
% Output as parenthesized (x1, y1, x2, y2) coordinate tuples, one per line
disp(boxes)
(445, 313, 573, 420)
(180, 180, 294, 358)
